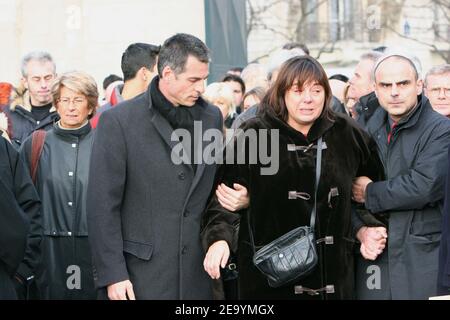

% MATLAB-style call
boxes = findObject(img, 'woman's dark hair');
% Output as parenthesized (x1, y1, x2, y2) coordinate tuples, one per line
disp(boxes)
(261, 55, 332, 123)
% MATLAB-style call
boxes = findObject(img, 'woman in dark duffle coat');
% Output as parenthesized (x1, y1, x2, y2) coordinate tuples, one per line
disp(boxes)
(201, 56, 385, 300)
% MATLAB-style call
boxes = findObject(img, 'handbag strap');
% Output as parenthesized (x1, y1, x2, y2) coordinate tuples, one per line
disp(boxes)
(30, 130, 47, 185)
(247, 137, 323, 254)
(310, 136, 322, 230)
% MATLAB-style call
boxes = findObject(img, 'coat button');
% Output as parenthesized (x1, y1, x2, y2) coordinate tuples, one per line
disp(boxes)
(178, 172, 185, 180)
(68, 171, 74, 177)
(68, 202, 73, 207)
(72, 143, 77, 148)
(184, 210, 189, 217)
(182, 246, 187, 254)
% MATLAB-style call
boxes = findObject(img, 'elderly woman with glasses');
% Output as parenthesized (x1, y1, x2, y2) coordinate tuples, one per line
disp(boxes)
(19, 71, 98, 299)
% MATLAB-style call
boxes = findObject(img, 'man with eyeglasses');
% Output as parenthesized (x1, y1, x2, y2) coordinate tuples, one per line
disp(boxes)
(424, 64, 450, 118)
(4, 51, 59, 149)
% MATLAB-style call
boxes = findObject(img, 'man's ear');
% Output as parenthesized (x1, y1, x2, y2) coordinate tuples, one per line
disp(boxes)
(161, 65, 174, 81)
(416, 79, 424, 95)
(139, 67, 148, 82)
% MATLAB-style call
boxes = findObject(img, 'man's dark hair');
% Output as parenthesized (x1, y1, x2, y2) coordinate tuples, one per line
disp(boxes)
(102, 74, 123, 90)
(222, 74, 246, 94)
(157, 33, 210, 77)
(121, 43, 160, 81)
(329, 74, 349, 83)
(282, 42, 310, 55)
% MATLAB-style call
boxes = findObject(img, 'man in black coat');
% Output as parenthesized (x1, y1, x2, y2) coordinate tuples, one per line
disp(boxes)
(348, 51, 383, 128)
(0, 134, 40, 299)
(87, 33, 238, 300)
(352, 52, 450, 299)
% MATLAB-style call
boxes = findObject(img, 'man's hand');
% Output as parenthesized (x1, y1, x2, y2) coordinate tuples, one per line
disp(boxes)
(356, 226, 388, 260)
(352, 176, 373, 203)
(216, 183, 249, 212)
(203, 240, 230, 280)
(107, 280, 136, 300)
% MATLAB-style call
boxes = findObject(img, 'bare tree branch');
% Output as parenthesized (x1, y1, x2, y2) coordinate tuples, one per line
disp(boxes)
(385, 25, 450, 63)
(315, 41, 337, 60)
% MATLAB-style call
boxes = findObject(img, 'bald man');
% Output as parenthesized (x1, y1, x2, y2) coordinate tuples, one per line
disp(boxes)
(352, 53, 450, 299)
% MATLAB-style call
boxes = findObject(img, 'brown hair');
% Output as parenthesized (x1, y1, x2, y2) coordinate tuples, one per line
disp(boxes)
(261, 55, 333, 122)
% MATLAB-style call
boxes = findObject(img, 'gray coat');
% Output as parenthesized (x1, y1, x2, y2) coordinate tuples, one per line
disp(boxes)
(357, 95, 450, 299)
(87, 89, 222, 300)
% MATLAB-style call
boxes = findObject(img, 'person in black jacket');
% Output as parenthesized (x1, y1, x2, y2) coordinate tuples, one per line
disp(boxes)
(4, 51, 59, 149)
(348, 51, 383, 128)
(0, 134, 40, 299)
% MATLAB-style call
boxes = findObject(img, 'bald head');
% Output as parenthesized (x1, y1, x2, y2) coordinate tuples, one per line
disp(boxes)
(374, 56, 423, 122)
(374, 55, 420, 81)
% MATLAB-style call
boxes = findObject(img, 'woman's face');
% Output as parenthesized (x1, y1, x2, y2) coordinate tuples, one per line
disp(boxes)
(57, 86, 92, 129)
(284, 81, 325, 134)
(243, 94, 261, 111)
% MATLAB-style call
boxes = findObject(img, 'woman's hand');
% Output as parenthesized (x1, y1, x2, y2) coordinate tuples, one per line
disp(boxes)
(203, 240, 230, 279)
(216, 183, 249, 211)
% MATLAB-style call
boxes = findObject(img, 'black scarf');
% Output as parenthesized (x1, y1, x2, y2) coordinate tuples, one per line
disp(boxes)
(150, 76, 203, 173)
(150, 76, 203, 131)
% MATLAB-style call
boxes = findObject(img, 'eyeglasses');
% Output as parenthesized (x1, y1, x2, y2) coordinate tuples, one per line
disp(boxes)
(58, 97, 86, 107)
(427, 87, 450, 97)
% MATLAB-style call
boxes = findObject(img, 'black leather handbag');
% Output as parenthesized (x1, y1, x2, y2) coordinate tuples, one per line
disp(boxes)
(249, 137, 323, 288)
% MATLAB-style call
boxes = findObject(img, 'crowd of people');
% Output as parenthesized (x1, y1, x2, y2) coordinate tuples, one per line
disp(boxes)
(1, 32, 450, 300)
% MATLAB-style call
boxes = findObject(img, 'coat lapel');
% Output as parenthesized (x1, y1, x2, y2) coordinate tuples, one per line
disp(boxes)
(184, 106, 218, 204)
(148, 92, 219, 202)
